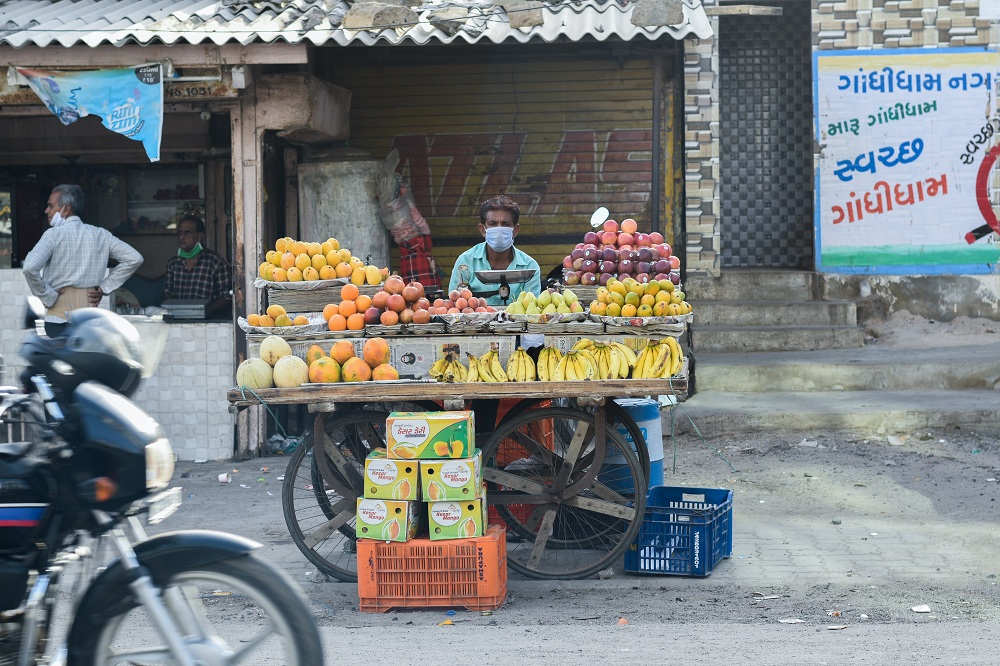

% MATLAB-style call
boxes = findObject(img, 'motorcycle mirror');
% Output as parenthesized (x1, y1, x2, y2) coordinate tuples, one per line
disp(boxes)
(23, 296, 46, 330)
(589, 206, 610, 228)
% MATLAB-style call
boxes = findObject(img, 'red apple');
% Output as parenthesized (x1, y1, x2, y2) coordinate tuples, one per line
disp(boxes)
(668, 272, 680, 285)
(654, 259, 671, 274)
(621, 218, 638, 234)
(668, 256, 681, 269)
(584, 231, 601, 245)
(572, 257, 585, 270)
(617, 232, 634, 247)
(649, 231, 664, 244)
(600, 230, 618, 245)
(598, 272, 613, 286)
(563, 255, 575, 269)
(599, 260, 616, 274)
(571, 247, 585, 260)
(581, 259, 598, 273)
(564, 271, 580, 285)
(634, 273, 650, 283)
(601, 246, 618, 262)
(583, 246, 600, 261)
(581, 272, 598, 285)
(602, 219, 619, 233)
(618, 259, 634, 274)
(635, 233, 650, 247)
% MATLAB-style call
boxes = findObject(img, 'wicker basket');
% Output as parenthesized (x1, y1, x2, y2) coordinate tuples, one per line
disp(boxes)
(265, 283, 383, 312)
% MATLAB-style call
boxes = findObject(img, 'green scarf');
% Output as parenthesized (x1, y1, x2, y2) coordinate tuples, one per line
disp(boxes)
(177, 242, 203, 260)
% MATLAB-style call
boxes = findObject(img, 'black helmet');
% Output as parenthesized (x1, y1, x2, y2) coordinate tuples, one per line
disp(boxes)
(20, 308, 145, 397)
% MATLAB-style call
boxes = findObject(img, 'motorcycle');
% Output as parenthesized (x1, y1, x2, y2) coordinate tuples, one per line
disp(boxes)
(0, 297, 324, 665)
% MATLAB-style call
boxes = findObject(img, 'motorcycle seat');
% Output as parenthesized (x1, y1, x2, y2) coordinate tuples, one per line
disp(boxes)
(0, 441, 32, 461)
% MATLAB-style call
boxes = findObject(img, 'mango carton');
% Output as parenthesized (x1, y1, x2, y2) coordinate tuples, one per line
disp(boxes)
(356, 498, 421, 542)
(386, 411, 475, 460)
(427, 486, 488, 541)
(420, 449, 482, 501)
(363, 450, 420, 500)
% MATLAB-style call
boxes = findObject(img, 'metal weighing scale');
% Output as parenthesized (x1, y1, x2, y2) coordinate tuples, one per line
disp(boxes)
(474, 269, 537, 305)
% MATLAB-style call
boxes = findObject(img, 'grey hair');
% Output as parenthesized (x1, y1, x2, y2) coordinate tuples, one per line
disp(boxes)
(52, 184, 84, 213)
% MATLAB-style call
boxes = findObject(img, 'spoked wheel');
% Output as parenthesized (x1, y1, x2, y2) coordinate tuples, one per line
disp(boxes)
(499, 398, 652, 488)
(69, 555, 323, 665)
(483, 406, 646, 580)
(282, 409, 390, 582)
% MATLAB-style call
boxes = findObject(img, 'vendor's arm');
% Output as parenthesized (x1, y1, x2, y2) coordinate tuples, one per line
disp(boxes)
(22, 231, 58, 307)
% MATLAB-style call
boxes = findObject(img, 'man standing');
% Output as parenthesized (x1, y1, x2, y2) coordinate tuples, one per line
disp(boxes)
(162, 215, 231, 317)
(23, 184, 143, 319)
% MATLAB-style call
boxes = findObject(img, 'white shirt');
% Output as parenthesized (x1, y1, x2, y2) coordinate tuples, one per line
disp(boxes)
(23, 216, 143, 307)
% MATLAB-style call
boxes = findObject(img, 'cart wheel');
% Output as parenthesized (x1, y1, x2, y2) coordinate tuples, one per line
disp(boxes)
(282, 409, 390, 582)
(482, 406, 646, 580)
(499, 398, 651, 488)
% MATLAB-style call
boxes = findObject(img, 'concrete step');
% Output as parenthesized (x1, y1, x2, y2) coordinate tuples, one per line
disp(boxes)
(691, 325, 865, 352)
(669, 389, 1000, 436)
(692, 300, 857, 327)
(693, 344, 1000, 392)
(685, 270, 817, 301)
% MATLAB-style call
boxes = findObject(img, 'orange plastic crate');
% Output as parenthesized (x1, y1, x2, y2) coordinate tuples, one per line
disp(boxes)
(357, 524, 507, 613)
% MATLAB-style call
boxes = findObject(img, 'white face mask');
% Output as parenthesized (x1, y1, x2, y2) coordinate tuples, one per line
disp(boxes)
(485, 226, 514, 252)
(50, 210, 67, 228)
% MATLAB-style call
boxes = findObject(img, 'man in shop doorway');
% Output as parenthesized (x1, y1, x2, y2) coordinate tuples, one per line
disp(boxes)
(23, 184, 143, 320)
(163, 215, 231, 317)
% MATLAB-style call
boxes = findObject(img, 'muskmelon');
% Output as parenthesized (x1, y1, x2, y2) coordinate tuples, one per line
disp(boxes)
(236, 358, 273, 389)
(272, 355, 309, 388)
(259, 335, 292, 366)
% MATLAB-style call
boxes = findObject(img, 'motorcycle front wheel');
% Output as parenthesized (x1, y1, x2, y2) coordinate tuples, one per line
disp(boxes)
(68, 555, 323, 665)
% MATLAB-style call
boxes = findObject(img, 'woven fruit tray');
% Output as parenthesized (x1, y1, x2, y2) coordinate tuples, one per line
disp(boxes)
(488, 320, 527, 334)
(237, 314, 327, 335)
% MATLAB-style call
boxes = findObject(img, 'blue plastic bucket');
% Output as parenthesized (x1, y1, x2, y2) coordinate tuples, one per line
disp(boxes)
(599, 398, 664, 493)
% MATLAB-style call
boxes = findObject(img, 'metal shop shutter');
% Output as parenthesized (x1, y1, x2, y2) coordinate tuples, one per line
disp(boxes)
(329, 48, 666, 285)
(719, 1, 813, 269)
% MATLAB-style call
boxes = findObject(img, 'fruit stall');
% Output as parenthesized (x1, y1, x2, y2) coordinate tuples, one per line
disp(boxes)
(227, 218, 692, 585)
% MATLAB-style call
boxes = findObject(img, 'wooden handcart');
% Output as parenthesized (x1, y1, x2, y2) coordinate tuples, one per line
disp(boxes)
(228, 369, 687, 582)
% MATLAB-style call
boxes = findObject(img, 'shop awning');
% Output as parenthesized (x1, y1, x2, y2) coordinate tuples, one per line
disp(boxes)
(0, 0, 712, 49)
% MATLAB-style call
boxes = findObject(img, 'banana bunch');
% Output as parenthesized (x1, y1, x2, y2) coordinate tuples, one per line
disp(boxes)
(554, 349, 598, 381)
(505, 347, 536, 382)
(536, 346, 564, 382)
(429, 352, 467, 382)
(466, 349, 508, 382)
(572, 339, 635, 380)
(631, 337, 684, 379)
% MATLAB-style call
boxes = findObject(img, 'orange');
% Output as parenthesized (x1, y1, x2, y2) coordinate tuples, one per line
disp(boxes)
(347, 313, 365, 330)
(340, 284, 360, 302)
(328, 314, 348, 331)
(266, 304, 286, 319)
(355, 294, 372, 312)
(279, 252, 296, 270)
(337, 299, 357, 317)
(322, 303, 340, 321)
(335, 262, 353, 278)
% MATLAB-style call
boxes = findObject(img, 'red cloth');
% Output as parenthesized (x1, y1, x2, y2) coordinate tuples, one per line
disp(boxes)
(398, 234, 440, 289)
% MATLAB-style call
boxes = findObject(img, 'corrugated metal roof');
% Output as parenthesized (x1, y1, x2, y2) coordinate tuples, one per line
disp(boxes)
(0, 0, 712, 49)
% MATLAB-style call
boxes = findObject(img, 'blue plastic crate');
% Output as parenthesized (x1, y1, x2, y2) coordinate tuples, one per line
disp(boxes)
(624, 486, 733, 577)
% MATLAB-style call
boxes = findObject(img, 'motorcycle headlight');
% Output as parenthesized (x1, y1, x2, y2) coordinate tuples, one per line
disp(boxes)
(146, 437, 175, 490)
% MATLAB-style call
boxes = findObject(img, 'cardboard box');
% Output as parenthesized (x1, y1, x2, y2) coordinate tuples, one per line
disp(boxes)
(427, 488, 488, 541)
(363, 450, 420, 500)
(420, 449, 483, 501)
(386, 411, 475, 460)
(356, 498, 421, 542)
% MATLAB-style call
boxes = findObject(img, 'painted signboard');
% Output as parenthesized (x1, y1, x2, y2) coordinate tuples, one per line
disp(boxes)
(814, 48, 1000, 274)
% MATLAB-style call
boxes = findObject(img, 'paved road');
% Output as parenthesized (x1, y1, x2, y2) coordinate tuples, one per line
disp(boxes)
(160, 426, 1000, 664)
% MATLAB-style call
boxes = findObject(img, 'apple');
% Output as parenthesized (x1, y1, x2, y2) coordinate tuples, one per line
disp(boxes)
(584, 231, 601, 245)
(599, 260, 616, 274)
(364, 306, 381, 325)
(653, 273, 669, 281)
(625, 249, 641, 262)
(600, 230, 618, 245)
(635, 233, 650, 247)
(572, 257, 585, 270)
(650, 231, 664, 245)
(583, 246, 600, 261)
(634, 273, 650, 284)
(571, 247, 586, 260)
(563, 256, 574, 269)
(618, 259, 634, 274)
(637, 247, 654, 263)
(564, 271, 580, 285)
(581, 259, 598, 274)
(654, 259, 671, 274)
(657, 243, 672, 258)
(601, 246, 619, 262)
(602, 219, 619, 233)
(617, 272, 632, 281)
(621, 218, 638, 234)
(668, 272, 680, 285)
(617, 232, 634, 247)
(668, 256, 681, 269)
(581, 272, 598, 285)
(449, 289, 461, 302)
(636, 261, 651, 275)
(575, 242, 585, 250)
(598, 272, 613, 286)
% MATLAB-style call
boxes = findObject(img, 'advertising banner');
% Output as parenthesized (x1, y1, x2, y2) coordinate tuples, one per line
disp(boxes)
(814, 48, 1000, 273)
(15, 64, 164, 162)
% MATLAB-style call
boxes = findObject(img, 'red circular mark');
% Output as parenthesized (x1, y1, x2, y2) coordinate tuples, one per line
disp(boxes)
(975, 144, 1000, 233)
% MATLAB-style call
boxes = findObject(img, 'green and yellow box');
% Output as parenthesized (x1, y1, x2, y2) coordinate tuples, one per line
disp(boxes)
(427, 487, 488, 541)
(363, 450, 420, 500)
(356, 498, 421, 542)
(386, 411, 475, 460)
(420, 449, 482, 501)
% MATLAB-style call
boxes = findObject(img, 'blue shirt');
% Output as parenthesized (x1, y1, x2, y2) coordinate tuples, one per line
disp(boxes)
(448, 242, 541, 306)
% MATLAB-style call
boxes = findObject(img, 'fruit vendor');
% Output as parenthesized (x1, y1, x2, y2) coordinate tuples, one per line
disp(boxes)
(448, 195, 541, 306)
(163, 215, 231, 317)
